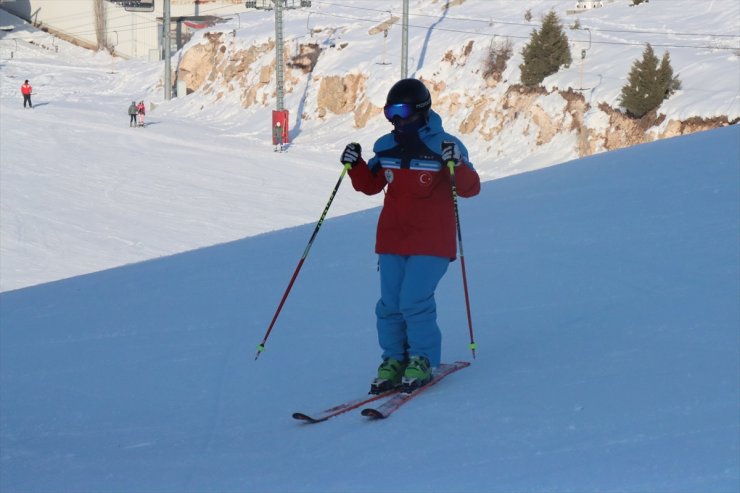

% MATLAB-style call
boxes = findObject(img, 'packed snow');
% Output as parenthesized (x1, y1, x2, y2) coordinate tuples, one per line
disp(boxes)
(1, 0, 738, 291)
(1, 2, 739, 492)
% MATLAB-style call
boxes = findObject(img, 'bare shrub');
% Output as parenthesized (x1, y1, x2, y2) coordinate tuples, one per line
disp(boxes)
(482, 38, 513, 82)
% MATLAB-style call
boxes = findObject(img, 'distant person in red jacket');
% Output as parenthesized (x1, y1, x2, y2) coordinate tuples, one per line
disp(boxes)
(136, 101, 146, 127)
(21, 80, 32, 108)
(341, 78, 480, 394)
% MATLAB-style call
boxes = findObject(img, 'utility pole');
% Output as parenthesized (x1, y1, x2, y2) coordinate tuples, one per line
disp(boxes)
(401, 0, 408, 78)
(274, 0, 284, 110)
(245, 0, 311, 109)
(244, 0, 312, 148)
(163, 0, 172, 100)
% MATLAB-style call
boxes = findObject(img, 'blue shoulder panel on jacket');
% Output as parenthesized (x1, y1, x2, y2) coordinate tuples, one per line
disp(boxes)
(368, 110, 475, 171)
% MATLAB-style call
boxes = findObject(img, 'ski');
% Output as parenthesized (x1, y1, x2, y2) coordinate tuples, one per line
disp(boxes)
(292, 361, 470, 423)
(361, 361, 470, 419)
(292, 389, 398, 423)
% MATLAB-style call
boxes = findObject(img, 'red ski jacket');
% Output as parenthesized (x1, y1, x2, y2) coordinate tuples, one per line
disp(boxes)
(348, 112, 480, 259)
(21, 83, 32, 95)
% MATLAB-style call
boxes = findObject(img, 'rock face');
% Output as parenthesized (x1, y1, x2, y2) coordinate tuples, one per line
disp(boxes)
(175, 32, 736, 158)
(177, 32, 277, 105)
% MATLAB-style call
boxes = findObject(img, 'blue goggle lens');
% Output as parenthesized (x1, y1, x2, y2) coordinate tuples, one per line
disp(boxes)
(384, 103, 415, 121)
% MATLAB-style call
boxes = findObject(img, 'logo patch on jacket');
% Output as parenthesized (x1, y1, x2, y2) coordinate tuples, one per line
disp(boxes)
(418, 172, 433, 186)
(384, 169, 394, 183)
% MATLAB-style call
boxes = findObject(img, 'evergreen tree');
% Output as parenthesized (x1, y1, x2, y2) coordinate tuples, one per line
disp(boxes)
(619, 43, 680, 118)
(658, 51, 682, 98)
(519, 11, 572, 87)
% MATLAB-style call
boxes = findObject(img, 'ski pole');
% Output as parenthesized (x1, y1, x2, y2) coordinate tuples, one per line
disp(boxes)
(445, 154, 477, 359)
(255, 163, 352, 360)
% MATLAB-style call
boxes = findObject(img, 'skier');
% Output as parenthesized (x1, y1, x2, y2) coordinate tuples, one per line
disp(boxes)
(273, 121, 284, 152)
(128, 101, 138, 127)
(340, 78, 480, 394)
(21, 80, 33, 108)
(136, 101, 146, 127)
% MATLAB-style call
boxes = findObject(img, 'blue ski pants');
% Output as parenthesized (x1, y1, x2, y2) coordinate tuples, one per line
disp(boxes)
(375, 254, 450, 367)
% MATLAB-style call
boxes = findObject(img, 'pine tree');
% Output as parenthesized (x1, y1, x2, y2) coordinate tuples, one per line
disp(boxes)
(658, 51, 682, 98)
(520, 29, 545, 87)
(619, 44, 680, 118)
(519, 11, 572, 87)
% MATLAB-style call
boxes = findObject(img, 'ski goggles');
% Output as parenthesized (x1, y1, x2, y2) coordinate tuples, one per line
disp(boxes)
(383, 103, 416, 121)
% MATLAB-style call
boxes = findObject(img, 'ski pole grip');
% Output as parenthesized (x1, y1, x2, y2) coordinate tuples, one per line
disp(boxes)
(442, 141, 457, 172)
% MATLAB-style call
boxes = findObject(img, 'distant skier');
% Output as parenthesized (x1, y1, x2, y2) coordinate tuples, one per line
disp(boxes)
(128, 101, 138, 127)
(137, 101, 146, 127)
(273, 121, 284, 152)
(340, 78, 480, 394)
(21, 80, 33, 108)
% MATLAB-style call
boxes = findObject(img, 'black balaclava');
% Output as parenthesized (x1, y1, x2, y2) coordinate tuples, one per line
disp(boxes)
(392, 112, 427, 144)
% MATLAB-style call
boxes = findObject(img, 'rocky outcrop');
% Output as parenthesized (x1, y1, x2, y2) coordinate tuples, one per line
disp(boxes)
(177, 32, 276, 105)
(659, 116, 737, 138)
(315, 73, 381, 127)
(175, 31, 736, 158)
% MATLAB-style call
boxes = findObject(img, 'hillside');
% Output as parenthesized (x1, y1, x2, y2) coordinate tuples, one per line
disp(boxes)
(1, 124, 738, 492)
(1, 1, 739, 291)
(169, 0, 740, 176)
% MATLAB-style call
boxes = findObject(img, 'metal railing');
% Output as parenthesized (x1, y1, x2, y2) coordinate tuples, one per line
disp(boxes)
(107, 0, 155, 12)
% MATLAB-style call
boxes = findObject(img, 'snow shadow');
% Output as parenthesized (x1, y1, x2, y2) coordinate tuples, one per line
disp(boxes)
(1, 127, 739, 492)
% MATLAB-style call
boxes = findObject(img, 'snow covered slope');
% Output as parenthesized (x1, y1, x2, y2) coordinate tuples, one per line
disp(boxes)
(1, 2, 738, 291)
(1, 3, 739, 491)
(1, 125, 738, 492)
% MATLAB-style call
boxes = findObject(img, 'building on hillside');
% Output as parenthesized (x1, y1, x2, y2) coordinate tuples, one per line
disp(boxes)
(575, 0, 604, 8)
(566, 0, 614, 15)
(0, 0, 246, 59)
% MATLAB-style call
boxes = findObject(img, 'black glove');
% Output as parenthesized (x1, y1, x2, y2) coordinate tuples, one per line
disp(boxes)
(341, 143, 362, 168)
(441, 141, 462, 167)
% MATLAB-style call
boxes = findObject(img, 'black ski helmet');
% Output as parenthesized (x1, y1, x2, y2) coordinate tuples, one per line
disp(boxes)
(385, 78, 432, 122)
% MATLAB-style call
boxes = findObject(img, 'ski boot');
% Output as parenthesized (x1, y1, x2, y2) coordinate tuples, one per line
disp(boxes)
(401, 355, 432, 393)
(369, 357, 405, 394)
